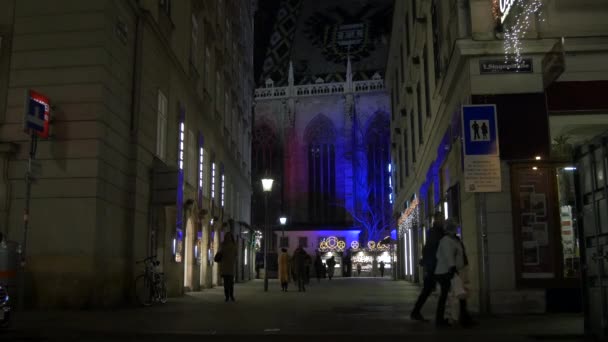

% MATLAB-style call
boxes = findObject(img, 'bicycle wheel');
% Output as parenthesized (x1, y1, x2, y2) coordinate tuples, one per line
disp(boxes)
(135, 274, 153, 306)
(158, 277, 167, 304)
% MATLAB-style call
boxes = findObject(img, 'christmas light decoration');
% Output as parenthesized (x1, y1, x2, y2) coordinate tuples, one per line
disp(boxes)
(367, 241, 376, 250)
(494, 0, 544, 65)
(254, 230, 263, 251)
(351, 241, 360, 250)
(398, 198, 420, 235)
(318, 236, 346, 252)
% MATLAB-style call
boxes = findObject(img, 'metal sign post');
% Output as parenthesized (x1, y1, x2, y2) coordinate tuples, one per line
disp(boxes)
(18, 89, 51, 310)
(18, 133, 38, 311)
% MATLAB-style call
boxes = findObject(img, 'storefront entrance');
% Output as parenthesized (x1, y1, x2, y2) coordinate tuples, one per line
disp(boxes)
(576, 136, 608, 339)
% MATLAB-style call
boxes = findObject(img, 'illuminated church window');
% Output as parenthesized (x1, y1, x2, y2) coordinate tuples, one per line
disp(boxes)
(365, 112, 391, 226)
(305, 114, 336, 223)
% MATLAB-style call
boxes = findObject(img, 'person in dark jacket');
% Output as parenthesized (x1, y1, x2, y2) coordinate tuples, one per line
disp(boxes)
(454, 234, 475, 327)
(410, 212, 445, 321)
(326, 256, 337, 280)
(314, 254, 323, 283)
(218, 233, 237, 302)
(292, 247, 309, 292)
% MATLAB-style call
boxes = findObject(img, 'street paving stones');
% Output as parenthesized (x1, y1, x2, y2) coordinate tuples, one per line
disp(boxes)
(0, 277, 587, 342)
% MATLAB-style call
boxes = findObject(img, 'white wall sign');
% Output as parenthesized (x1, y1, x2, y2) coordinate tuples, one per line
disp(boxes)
(463, 156, 502, 192)
(462, 105, 501, 193)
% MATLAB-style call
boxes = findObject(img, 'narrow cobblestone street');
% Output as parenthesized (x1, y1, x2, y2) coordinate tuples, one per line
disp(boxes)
(2, 278, 584, 341)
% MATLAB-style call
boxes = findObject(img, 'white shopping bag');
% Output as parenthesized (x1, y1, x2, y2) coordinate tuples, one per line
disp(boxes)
(451, 274, 467, 300)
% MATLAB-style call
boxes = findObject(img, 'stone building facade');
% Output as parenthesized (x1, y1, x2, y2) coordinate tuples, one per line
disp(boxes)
(0, 0, 254, 308)
(252, 0, 394, 268)
(388, 0, 608, 329)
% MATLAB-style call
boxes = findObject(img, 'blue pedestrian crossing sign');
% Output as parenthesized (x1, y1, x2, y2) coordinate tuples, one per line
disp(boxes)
(461, 105, 499, 156)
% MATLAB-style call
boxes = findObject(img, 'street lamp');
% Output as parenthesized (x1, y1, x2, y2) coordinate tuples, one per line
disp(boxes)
(261, 177, 274, 292)
(279, 216, 287, 239)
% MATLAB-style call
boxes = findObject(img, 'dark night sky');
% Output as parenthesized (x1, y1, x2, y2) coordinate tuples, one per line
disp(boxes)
(254, 0, 282, 82)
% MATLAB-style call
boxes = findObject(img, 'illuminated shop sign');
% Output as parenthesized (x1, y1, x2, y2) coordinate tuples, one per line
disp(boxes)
(500, 0, 515, 23)
(24, 90, 51, 139)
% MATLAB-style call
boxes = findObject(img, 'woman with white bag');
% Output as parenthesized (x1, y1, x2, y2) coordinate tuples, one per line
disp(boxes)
(449, 233, 475, 327)
(434, 219, 474, 327)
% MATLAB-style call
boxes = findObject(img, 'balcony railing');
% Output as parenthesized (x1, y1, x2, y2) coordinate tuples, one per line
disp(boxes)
(254, 76, 385, 101)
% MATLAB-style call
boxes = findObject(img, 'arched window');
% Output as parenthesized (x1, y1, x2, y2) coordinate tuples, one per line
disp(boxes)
(252, 123, 278, 176)
(304, 114, 336, 223)
(364, 112, 391, 216)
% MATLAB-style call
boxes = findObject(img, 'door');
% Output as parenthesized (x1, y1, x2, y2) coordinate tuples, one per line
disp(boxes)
(576, 136, 608, 339)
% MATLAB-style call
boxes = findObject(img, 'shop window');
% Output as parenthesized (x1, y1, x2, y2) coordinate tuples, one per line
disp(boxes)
(416, 82, 423, 144)
(410, 111, 416, 162)
(400, 44, 405, 83)
(424, 47, 432, 118)
(156, 90, 167, 161)
(404, 129, 410, 176)
(187, 129, 196, 185)
(431, 0, 441, 80)
(399, 146, 404, 187)
(190, 14, 199, 66)
(405, 15, 411, 56)
(511, 163, 580, 286)
(556, 166, 580, 278)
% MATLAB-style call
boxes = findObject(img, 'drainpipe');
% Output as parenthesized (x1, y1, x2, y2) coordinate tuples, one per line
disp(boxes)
(130, 1, 144, 135)
(477, 192, 491, 315)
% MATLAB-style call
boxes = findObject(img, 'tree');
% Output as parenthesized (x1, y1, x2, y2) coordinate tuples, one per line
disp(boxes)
(339, 109, 394, 245)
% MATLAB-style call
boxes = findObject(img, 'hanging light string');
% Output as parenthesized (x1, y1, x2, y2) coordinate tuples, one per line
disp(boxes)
(501, 0, 544, 65)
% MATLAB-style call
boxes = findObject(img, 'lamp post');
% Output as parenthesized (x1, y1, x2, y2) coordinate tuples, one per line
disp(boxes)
(261, 177, 274, 292)
(279, 216, 287, 237)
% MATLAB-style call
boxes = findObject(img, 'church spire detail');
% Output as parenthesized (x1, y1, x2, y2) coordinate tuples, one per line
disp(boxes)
(346, 55, 353, 92)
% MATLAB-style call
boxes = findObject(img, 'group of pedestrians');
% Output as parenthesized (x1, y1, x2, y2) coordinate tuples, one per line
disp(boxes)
(278, 247, 339, 292)
(410, 212, 475, 328)
(354, 260, 386, 277)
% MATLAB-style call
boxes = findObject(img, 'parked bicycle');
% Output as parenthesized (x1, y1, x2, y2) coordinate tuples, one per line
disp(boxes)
(135, 255, 167, 306)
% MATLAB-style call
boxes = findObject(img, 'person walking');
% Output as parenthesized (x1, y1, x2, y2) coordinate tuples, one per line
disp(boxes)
(304, 253, 312, 285)
(314, 254, 323, 283)
(326, 256, 336, 280)
(278, 248, 290, 292)
(452, 234, 475, 327)
(410, 212, 445, 321)
(356, 263, 362, 276)
(292, 246, 309, 292)
(379, 261, 385, 277)
(434, 219, 465, 327)
(218, 232, 237, 302)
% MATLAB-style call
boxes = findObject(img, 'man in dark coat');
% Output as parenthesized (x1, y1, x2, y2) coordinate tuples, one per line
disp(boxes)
(292, 246, 309, 292)
(411, 212, 445, 321)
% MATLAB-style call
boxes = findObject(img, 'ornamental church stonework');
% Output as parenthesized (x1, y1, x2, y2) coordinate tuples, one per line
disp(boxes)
(253, 0, 393, 243)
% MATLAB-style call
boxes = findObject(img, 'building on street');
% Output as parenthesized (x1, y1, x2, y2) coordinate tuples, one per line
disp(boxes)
(0, 0, 255, 308)
(387, 0, 608, 338)
(252, 0, 395, 277)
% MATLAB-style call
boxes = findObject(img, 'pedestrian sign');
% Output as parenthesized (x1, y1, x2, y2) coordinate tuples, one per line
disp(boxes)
(23, 90, 51, 139)
(461, 105, 499, 156)
(462, 105, 501, 193)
